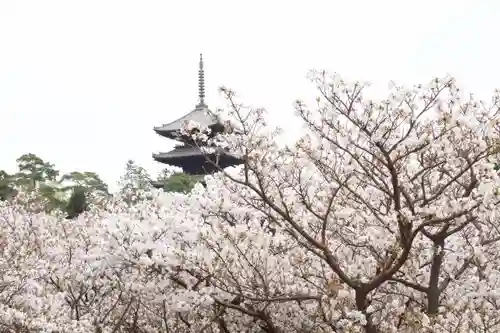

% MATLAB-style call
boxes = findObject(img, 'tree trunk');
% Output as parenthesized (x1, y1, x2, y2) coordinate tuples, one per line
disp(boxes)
(427, 238, 445, 315)
(356, 288, 378, 333)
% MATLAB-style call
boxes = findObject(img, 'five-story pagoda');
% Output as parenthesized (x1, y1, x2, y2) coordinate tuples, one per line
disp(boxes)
(152, 54, 242, 188)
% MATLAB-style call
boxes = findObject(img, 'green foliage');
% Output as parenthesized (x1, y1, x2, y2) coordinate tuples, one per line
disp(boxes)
(60, 171, 109, 196)
(118, 160, 153, 205)
(0, 170, 15, 201)
(15, 153, 58, 188)
(39, 183, 66, 212)
(12, 154, 61, 210)
(119, 160, 152, 192)
(65, 187, 88, 219)
(162, 172, 201, 194)
(0, 153, 109, 212)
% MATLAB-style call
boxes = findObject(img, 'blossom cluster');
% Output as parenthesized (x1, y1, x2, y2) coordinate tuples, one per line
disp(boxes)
(2, 73, 500, 333)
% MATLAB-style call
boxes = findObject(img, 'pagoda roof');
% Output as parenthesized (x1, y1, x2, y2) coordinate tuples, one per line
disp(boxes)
(153, 145, 243, 174)
(154, 54, 244, 139)
(153, 146, 204, 159)
(153, 104, 224, 137)
(153, 146, 242, 159)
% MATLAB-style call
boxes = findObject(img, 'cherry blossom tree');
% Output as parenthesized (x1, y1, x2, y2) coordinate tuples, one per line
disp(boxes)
(0, 189, 203, 333)
(181, 72, 500, 332)
(1, 72, 500, 333)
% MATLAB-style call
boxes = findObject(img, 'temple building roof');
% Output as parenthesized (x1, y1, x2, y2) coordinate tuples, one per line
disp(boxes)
(153, 54, 232, 139)
(153, 54, 241, 139)
(153, 146, 203, 159)
(153, 146, 241, 160)
(153, 104, 220, 136)
(153, 147, 242, 175)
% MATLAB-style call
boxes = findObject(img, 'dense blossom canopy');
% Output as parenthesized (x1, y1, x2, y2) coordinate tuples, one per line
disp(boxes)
(2, 72, 500, 332)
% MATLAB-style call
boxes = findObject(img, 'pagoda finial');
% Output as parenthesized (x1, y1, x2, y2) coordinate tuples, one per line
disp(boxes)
(197, 53, 206, 107)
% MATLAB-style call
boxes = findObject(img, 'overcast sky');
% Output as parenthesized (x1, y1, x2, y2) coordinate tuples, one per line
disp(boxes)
(0, 0, 498, 190)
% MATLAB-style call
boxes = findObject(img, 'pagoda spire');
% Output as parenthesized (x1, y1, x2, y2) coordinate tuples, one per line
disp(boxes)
(197, 53, 206, 107)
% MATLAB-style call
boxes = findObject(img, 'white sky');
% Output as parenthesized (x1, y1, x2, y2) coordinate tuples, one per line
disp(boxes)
(0, 0, 498, 190)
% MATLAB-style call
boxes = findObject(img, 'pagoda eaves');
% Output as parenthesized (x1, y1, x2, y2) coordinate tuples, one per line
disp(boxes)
(153, 104, 221, 139)
(153, 147, 241, 175)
